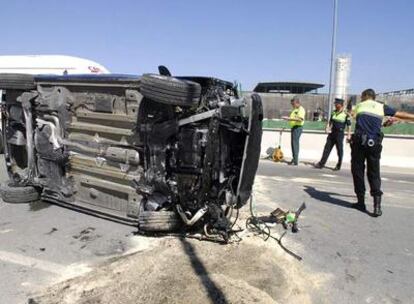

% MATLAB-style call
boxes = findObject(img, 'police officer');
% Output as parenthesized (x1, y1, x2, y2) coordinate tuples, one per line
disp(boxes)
(315, 98, 351, 170)
(351, 89, 414, 216)
(282, 97, 305, 166)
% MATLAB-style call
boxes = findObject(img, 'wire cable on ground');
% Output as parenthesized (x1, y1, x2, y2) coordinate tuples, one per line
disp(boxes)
(245, 195, 303, 261)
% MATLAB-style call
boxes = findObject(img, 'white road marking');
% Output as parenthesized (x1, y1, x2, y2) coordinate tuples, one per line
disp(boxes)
(0, 229, 13, 234)
(322, 174, 336, 178)
(383, 203, 414, 210)
(258, 174, 414, 188)
(0, 250, 92, 284)
(256, 175, 414, 208)
(291, 177, 347, 185)
(0, 250, 92, 282)
(257, 175, 347, 185)
(384, 192, 414, 199)
(0, 250, 66, 274)
(393, 179, 414, 185)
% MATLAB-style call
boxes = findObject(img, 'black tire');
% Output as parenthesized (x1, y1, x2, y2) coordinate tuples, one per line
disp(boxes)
(138, 210, 182, 232)
(140, 74, 201, 107)
(0, 73, 36, 90)
(0, 181, 40, 203)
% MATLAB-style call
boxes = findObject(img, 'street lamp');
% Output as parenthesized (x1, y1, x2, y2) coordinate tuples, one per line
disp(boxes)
(327, 0, 338, 120)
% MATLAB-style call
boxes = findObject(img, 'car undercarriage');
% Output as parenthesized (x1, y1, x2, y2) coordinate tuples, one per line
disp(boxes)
(0, 70, 262, 241)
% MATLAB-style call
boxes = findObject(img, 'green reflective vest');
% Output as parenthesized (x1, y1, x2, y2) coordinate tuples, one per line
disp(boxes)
(355, 99, 384, 119)
(331, 110, 347, 123)
(289, 106, 305, 128)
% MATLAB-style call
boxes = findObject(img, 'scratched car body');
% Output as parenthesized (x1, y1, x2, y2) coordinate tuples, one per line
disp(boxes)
(0, 69, 262, 240)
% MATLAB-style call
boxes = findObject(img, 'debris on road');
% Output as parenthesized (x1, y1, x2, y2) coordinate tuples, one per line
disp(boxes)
(28, 205, 322, 304)
(29, 233, 327, 304)
(45, 227, 58, 235)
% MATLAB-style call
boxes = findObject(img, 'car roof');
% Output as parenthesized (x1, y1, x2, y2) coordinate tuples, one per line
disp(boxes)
(34, 73, 141, 83)
(33, 74, 234, 90)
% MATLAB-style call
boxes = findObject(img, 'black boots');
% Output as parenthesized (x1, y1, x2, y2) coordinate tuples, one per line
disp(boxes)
(354, 194, 366, 212)
(314, 162, 341, 170)
(354, 194, 382, 216)
(373, 196, 382, 217)
(314, 162, 324, 169)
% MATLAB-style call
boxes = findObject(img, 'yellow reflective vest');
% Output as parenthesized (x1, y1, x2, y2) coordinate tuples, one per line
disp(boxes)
(355, 99, 385, 119)
(289, 106, 305, 128)
(331, 110, 347, 123)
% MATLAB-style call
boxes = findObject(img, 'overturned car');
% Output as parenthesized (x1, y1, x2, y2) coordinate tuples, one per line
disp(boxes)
(0, 68, 262, 240)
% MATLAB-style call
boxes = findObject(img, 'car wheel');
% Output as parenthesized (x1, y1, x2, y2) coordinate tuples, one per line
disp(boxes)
(0, 181, 40, 203)
(140, 74, 201, 107)
(138, 210, 182, 232)
(0, 74, 36, 90)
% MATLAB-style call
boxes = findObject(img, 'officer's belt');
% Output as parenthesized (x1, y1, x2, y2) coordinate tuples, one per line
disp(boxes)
(353, 131, 383, 147)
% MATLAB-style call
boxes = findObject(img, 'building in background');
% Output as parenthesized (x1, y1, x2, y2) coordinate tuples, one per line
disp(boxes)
(252, 54, 354, 121)
(378, 89, 414, 112)
(253, 82, 324, 94)
(250, 82, 326, 121)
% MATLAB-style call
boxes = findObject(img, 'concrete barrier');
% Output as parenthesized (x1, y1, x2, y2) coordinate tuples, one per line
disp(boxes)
(261, 129, 414, 168)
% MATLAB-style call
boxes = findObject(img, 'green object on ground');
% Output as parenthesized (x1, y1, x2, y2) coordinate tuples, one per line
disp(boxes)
(285, 212, 296, 223)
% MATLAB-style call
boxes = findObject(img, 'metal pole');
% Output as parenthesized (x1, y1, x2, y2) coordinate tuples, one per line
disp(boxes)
(327, 0, 338, 120)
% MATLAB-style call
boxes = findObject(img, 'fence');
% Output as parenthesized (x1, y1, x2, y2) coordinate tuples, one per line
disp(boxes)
(245, 92, 414, 120)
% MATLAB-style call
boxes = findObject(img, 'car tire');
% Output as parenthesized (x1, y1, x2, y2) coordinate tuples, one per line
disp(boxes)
(0, 74, 36, 90)
(0, 181, 40, 203)
(138, 210, 182, 232)
(140, 74, 201, 107)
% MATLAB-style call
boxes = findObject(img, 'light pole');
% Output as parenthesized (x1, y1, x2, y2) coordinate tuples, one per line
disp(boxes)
(327, 0, 338, 120)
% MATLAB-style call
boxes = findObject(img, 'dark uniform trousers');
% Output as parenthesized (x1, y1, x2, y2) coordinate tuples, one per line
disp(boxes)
(291, 126, 303, 165)
(320, 132, 344, 167)
(351, 135, 383, 197)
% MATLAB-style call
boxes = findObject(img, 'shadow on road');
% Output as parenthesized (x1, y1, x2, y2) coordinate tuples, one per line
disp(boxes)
(179, 237, 228, 304)
(303, 186, 357, 209)
(302, 161, 317, 167)
(29, 200, 51, 211)
(302, 161, 338, 171)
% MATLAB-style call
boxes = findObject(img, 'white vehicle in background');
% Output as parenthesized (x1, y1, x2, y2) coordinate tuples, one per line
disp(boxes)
(0, 55, 110, 75)
(0, 55, 110, 152)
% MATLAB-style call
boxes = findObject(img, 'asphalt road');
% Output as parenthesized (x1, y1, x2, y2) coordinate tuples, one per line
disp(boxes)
(255, 160, 414, 304)
(0, 155, 413, 303)
(0, 156, 138, 303)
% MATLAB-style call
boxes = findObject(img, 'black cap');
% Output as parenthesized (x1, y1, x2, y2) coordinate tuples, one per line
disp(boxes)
(334, 98, 344, 105)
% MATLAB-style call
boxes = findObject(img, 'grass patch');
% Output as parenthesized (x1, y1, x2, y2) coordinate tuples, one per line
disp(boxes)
(262, 119, 414, 135)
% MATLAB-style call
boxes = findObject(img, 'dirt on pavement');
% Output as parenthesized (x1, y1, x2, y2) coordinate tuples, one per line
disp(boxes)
(30, 227, 328, 304)
(26, 177, 331, 304)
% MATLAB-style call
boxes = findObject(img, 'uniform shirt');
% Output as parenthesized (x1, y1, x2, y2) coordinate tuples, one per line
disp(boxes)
(355, 100, 396, 138)
(330, 110, 351, 133)
(289, 106, 305, 128)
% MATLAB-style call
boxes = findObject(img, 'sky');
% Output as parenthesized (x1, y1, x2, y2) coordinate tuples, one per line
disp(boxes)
(1, 0, 413, 93)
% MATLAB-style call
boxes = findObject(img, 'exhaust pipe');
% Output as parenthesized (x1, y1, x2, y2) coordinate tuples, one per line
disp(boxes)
(176, 205, 207, 226)
(20, 92, 37, 182)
